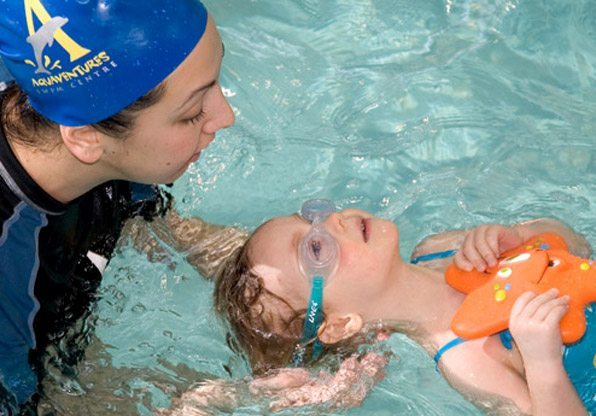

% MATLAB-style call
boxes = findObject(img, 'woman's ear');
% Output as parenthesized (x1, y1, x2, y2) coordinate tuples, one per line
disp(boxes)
(317, 313, 363, 344)
(60, 125, 104, 164)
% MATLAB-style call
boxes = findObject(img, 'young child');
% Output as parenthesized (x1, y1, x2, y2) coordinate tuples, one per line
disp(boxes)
(214, 200, 594, 415)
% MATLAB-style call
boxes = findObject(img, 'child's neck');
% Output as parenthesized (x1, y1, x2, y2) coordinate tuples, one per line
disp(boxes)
(365, 261, 466, 336)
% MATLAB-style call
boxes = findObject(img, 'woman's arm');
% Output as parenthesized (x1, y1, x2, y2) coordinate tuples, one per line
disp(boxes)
(513, 218, 591, 258)
(509, 290, 588, 416)
(151, 210, 249, 278)
(455, 218, 591, 272)
(123, 209, 249, 279)
(412, 218, 591, 272)
(160, 353, 387, 415)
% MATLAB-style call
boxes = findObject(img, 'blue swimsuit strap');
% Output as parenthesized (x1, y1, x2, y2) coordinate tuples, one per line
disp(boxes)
(410, 249, 458, 264)
(413, 249, 514, 365)
(433, 337, 466, 364)
(434, 331, 513, 366)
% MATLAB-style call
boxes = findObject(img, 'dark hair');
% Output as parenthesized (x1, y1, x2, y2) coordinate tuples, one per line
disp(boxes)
(0, 82, 166, 147)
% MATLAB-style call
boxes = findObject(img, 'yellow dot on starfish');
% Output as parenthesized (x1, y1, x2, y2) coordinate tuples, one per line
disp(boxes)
(493, 283, 500, 290)
(580, 262, 590, 271)
(525, 245, 533, 250)
(495, 289, 507, 303)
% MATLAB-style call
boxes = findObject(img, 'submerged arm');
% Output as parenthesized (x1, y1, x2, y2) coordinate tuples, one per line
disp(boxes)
(512, 218, 591, 258)
(151, 210, 249, 278)
(412, 217, 591, 272)
(161, 352, 387, 415)
(124, 209, 248, 279)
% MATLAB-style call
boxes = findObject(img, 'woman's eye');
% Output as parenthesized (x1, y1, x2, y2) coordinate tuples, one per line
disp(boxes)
(187, 110, 206, 124)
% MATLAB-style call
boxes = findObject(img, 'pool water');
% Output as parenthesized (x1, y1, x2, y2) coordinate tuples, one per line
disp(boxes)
(41, 0, 595, 414)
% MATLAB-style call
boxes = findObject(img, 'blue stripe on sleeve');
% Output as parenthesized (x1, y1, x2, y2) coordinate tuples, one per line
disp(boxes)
(0, 202, 47, 403)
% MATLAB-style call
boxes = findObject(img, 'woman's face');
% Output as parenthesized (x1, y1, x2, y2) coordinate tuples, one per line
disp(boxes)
(102, 15, 235, 184)
(249, 208, 400, 320)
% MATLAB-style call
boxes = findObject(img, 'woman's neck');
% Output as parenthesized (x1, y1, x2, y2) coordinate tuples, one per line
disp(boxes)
(9, 139, 109, 204)
(365, 260, 466, 336)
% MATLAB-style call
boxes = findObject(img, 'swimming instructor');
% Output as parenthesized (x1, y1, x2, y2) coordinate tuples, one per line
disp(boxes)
(0, 0, 239, 410)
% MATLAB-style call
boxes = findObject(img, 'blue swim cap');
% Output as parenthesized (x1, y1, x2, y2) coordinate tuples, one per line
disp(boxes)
(0, 1, 208, 126)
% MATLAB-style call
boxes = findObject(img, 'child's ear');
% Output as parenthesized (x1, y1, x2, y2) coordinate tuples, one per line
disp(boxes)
(59, 125, 104, 164)
(317, 313, 363, 344)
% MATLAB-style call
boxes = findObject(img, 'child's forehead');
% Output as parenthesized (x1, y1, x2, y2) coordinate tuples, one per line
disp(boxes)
(254, 214, 303, 235)
(249, 214, 304, 255)
(248, 216, 312, 313)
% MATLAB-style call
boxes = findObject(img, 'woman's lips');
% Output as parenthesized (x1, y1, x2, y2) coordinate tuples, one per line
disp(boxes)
(188, 151, 201, 164)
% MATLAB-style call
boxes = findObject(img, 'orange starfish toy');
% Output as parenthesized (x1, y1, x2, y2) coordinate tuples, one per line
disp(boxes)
(446, 233, 596, 344)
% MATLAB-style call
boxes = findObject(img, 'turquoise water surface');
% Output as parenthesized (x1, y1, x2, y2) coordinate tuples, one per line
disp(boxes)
(41, 0, 595, 414)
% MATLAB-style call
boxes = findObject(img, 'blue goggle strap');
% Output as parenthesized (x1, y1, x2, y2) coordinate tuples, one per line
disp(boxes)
(291, 275, 325, 366)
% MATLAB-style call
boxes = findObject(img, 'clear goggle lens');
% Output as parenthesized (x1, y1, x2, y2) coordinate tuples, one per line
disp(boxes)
(298, 199, 339, 279)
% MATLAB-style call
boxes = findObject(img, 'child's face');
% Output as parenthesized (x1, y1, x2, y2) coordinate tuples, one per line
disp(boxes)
(248, 208, 400, 324)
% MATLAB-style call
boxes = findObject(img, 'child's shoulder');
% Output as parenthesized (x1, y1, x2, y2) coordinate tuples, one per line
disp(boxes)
(439, 335, 530, 414)
(410, 230, 465, 270)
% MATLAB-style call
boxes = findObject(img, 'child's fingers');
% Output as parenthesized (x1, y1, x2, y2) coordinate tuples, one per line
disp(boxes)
(473, 225, 499, 268)
(522, 289, 560, 319)
(532, 295, 569, 322)
(250, 368, 310, 392)
(454, 230, 478, 271)
(513, 289, 560, 319)
(455, 225, 508, 272)
(510, 291, 538, 319)
(460, 230, 488, 272)
(484, 226, 506, 266)
(454, 250, 474, 271)
(544, 297, 569, 325)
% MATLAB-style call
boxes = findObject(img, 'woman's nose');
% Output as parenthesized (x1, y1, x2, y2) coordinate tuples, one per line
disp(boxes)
(203, 85, 235, 134)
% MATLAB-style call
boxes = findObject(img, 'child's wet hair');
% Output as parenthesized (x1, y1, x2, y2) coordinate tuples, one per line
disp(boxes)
(213, 233, 306, 374)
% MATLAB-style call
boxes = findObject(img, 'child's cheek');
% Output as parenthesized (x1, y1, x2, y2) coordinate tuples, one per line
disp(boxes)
(339, 245, 378, 276)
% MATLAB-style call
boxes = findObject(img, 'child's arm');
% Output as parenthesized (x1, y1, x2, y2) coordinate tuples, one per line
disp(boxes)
(509, 289, 588, 416)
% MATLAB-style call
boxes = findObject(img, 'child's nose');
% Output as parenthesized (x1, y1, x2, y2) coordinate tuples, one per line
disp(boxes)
(323, 212, 343, 233)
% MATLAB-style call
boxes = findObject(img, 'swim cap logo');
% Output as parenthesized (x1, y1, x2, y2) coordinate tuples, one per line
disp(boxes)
(26, 16, 69, 74)
(24, 0, 91, 74)
(23, 0, 117, 93)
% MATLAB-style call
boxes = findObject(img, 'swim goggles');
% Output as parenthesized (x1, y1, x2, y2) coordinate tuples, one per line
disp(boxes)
(291, 199, 340, 366)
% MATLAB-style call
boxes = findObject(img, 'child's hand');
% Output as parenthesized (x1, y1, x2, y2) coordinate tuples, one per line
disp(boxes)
(509, 289, 568, 366)
(454, 224, 524, 271)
